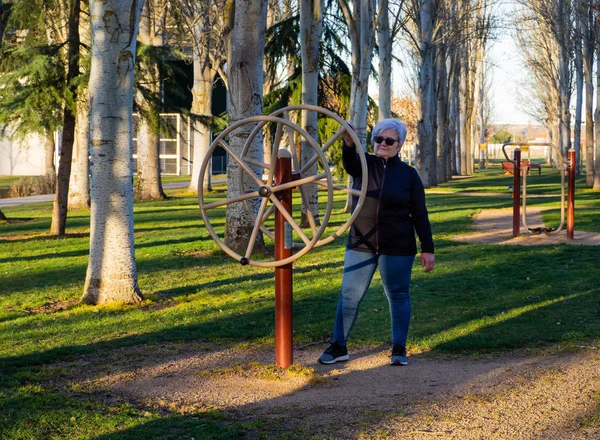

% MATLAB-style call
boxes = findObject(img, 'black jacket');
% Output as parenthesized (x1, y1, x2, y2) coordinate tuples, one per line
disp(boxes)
(343, 145, 434, 256)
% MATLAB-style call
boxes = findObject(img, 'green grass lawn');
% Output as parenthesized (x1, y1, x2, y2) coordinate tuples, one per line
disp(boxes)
(1, 170, 599, 439)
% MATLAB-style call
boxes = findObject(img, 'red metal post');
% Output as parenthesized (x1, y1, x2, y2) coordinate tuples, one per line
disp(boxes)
(274, 149, 293, 368)
(567, 148, 575, 240)
(513, 148, 521, 237)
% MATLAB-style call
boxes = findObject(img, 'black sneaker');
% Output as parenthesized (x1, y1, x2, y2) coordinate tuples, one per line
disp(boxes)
(390, 344, 408, 366)
(318, 343, 349, 364)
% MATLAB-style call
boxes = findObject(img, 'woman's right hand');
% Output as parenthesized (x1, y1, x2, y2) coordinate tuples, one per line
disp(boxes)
(342, 122, 356, 147)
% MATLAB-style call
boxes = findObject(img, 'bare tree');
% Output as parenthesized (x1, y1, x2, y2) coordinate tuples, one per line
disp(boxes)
(176, 0, 228, 193)
(578, 0, 595, 185)
(81, 0, 144, 305)
(594, 2, 600, 190)
(299, 0, 323, 226)
(519, 0, 574, 156)
(134, 0, 167, 200)
(338, 0, 380, 144)
(49, 0, 81, 235)
(224, 0, 268, 255)
(68, 9, 91, 210)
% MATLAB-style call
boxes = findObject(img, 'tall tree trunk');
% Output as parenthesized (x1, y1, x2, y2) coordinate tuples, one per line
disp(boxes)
(299, 0, 323, 227)
(68, 96, 90, 209)
(436, 45, 449, 183)
(135, 0, 167, 200)
(338, 0, 378, 210)
(583, 3, 595, 186)
(225, 0, 268, 255)
(458, 45, 468, 176)
(415, 0, 437, 187)
(448, 47, 459, 177)
(377, 0, 391, 120)
(594, 40, 600, 190)
(50, 0, 81, 235)
(0, 210, 6, 221)
(188, 51, 214, 193)
(81, 0, 144, 305)
(556, 0, 572, 157)
(573, 14, 583, 175)
(43, 131, 56, 183)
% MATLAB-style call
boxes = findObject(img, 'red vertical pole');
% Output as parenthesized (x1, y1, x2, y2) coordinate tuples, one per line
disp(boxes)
(274, 149, 293, 368)
(567, 148, 575, 240)
(513, 148, 521, 237)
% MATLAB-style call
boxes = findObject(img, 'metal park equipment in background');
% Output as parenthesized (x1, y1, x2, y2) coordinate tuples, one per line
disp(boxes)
(502, 142, 575, 239)
(198, 105, 367, 368)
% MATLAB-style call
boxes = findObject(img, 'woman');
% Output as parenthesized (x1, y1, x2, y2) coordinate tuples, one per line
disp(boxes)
(318, 118, 435, 366)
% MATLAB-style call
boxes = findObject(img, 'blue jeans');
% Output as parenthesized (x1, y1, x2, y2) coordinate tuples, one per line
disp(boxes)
(332, 249, 415, 347)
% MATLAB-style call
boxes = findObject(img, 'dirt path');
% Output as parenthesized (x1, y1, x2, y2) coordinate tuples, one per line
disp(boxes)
(76, 342, 600, 439)
(452, 207, 600, 246)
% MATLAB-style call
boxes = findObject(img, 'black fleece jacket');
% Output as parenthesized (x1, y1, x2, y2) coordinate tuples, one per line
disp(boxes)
(343, 144, 434, 256)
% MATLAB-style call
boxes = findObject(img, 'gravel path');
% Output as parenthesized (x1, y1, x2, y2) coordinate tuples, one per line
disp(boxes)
(77, 342, 600, 439)
(452, 207, 600, 246)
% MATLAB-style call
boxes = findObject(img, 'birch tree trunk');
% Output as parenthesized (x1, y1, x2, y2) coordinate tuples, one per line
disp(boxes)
(594, 37, 600, 190)
(338, 0, 379, 211)
(573, 14, 583, 174)
(68, 15, 91, 210)
(43, 131, 56, 183)
(436, 44, 449, 183)
(135, 0, 167, 200)
(182, 0, 227, 192)
(339, 0, 377, 144)
(189, 46, 215, 193)
(225, 0, 268, 255)
(299, 0, 323, 227)
(556, 0, 572, 156)
(81, 0, 144, 305)
(583, 3, 595, 186)
(50, 0, 81, 235)
(415, 0, 437, 187)
(448, 46, 459, 176)
(458, 43, 468, 176)
(68, 96, 90, 209)
(377, 0, 391, 120)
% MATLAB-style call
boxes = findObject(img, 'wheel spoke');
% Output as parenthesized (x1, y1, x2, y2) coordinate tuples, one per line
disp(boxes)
(320, 126, 345, 154)
(269, 195, 311, 246)
(203, 190, 260, 210)
(315, 179, 362, 196)
(297, 184, 318, 237)
(244, 197, 269, 259)
(270, 172, 328, 194)
(218, 140, 264, 187)
(298, 127, 345, 175)
(243, 157, 270, 170)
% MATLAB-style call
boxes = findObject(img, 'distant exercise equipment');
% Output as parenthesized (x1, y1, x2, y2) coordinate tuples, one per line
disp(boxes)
(502, 142, 575, 239)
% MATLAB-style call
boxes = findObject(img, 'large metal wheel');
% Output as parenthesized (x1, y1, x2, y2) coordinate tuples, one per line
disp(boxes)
(198, 105, 368, 267)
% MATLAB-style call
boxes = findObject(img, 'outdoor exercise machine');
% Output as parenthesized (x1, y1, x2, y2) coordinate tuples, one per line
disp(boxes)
(501, 142, 575, 239)
(198, 105, 368, 368)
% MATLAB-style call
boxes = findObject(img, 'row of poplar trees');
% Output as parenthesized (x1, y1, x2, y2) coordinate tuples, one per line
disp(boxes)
(515, 0, 600, 189)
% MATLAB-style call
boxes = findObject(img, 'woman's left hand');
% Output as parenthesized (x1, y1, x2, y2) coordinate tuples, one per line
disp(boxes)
(421, 252, 435, 272)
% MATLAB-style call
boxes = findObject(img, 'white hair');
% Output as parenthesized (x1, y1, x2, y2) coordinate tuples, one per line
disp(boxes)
(371, 118, 407, 147)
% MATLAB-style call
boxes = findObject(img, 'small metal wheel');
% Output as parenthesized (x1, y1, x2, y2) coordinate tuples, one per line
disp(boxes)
(198, 105, 367, 267)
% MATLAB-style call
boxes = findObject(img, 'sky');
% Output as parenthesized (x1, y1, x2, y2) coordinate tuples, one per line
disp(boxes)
(487, 2, 535, 126)
(390, 1, 537, 127)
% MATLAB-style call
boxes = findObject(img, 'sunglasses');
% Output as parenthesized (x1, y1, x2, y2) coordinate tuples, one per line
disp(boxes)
(373, 136, 398, 146)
